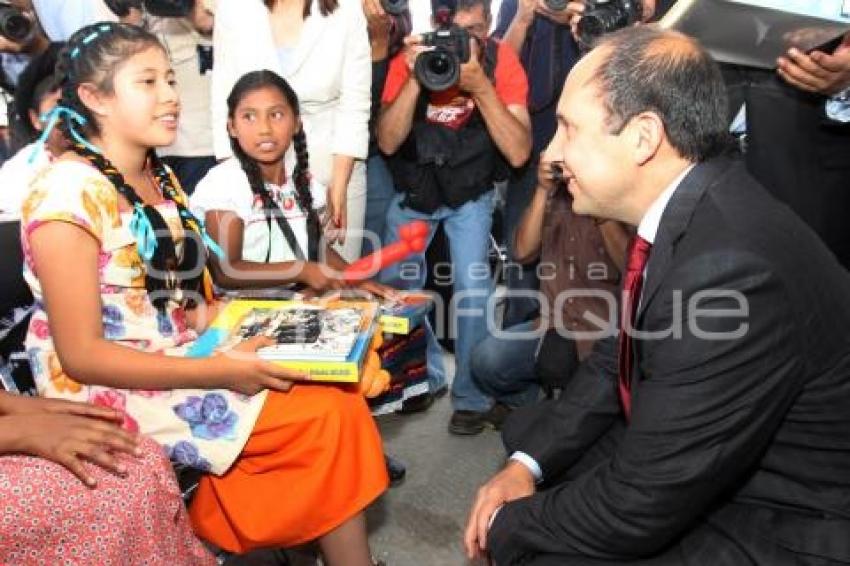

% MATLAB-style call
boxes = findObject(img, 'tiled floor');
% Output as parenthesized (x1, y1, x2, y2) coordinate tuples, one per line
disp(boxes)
(368, 354, 507, 566)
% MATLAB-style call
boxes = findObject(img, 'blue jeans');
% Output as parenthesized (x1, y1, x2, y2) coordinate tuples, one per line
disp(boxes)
(379, 191, 496, 412)
(471, 320, 542, 408)
(361, 154, 396, 257)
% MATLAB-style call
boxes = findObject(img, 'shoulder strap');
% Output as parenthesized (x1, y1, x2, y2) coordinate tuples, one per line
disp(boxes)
(259, 188, 307, 263)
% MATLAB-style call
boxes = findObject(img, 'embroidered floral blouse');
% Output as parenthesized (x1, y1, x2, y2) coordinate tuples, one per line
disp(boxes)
(20, 160, 266, 475)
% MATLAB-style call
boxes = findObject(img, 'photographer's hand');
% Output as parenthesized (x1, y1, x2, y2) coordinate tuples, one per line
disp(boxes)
(535, 0, 585, 30)
(363, 0, 390, 61)
(401, 34, 428, 72)
(458, 38, 489, 96)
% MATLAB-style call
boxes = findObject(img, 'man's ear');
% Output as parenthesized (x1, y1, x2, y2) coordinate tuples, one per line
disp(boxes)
(629, 111, 664, 166)
(76, 83, 108, 118)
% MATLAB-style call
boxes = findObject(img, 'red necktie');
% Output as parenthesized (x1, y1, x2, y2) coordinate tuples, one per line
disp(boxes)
(618, 235, 652, 420)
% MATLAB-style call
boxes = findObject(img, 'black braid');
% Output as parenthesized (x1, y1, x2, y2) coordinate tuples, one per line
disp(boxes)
(229, 134, 280, 233)
(52, 23, 206, 310)
(226, 69, 323, 262)
(291, 128, 322, 262)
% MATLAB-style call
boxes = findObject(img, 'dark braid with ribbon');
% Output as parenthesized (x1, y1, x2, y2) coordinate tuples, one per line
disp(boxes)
(227, 70, 321, 262)
(46, 22, 223, 310)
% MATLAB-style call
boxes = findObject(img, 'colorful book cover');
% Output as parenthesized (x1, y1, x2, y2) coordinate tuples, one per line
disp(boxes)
(379, 292, 433, 335)
(186, 299, 379, 383)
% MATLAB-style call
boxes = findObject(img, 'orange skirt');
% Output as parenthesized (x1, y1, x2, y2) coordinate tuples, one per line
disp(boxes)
(188, 384, 389, 553)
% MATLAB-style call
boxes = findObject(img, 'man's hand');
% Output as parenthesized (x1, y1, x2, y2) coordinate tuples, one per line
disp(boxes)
(363, 0, 390, 60)
(537, 153, 565, 196)
(535, 0, 585, 30)
(458, 38, 489, 96)
(777, 34, 850, 96)
(464, 460, 537, 560)
(400, 34, 429, 73)
(515, 0, 538, 25)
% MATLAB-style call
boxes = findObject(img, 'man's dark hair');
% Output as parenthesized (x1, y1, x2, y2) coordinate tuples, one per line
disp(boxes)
(592, 26, 731, 162)
(431, 0, 491, 20)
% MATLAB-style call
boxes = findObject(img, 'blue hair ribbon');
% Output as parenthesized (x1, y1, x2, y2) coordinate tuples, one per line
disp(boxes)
(179, 209, 225, 260)
(28, 105, 101, 165)
(130, 203, 159, 261)
(70, 24, 114, 59)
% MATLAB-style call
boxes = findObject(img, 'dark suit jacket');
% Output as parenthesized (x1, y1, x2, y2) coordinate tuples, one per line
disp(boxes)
(723, 65, 850, 270)
(489, 157, 850, 565)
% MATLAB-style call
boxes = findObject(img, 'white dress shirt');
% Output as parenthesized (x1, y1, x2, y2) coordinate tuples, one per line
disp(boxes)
(509, 164, 696, 483)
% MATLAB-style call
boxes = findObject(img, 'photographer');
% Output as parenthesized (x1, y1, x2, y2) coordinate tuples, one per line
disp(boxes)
(1, 1, 48, 89)
(491, 0, 581, 328)
(361, 0, 410, 257)
(0, 1, 48, 150)
(376, 0, 531, 435)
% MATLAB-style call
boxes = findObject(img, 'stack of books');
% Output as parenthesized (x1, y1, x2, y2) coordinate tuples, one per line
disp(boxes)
(369, 292, 434, 416)
(186, 299, 379, 383)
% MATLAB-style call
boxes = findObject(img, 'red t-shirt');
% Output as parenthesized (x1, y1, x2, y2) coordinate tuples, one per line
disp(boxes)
(381, 39, 528, 131)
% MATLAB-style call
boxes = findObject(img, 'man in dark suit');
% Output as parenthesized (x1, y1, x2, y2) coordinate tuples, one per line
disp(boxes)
(464, 25, 850, 565)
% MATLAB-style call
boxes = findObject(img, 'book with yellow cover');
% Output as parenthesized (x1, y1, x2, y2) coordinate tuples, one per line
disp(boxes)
(186, 299, 379, 383)
(378, 292, 433, 335)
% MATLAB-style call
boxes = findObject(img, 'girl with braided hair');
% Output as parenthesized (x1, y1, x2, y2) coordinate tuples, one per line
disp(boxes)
(192, 69, 393, 298)
(20, 22, 387, 564)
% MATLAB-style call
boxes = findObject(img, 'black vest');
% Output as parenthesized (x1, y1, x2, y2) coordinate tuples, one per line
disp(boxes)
(386, 40, 507, 213)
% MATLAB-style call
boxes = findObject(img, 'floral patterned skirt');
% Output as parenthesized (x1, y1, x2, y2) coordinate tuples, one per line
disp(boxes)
(0, 437, 215, 565)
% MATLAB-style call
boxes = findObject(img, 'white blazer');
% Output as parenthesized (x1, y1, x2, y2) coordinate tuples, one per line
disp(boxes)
(211, 0, 371, 191)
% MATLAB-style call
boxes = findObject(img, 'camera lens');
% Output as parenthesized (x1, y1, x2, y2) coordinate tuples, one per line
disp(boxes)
(428, 53, 450, 75)
(576, 0, 640, 48)
(415, 49, 460, 92)
(380, 0, 408, 15)
(0, 8, 32, 43)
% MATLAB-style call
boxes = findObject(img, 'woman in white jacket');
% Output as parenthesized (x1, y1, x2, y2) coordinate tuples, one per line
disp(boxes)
(212, 0, 371, 261)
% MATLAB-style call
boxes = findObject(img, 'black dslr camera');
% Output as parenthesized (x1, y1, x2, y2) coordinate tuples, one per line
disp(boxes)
(415, 24, 471, 92)
(105, 0, 194, 18)
(576, 0, 642, 48)
(381, 0, 408, 16)
(0, 1, 33, 44)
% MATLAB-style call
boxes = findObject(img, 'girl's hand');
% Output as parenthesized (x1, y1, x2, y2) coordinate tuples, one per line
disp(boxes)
(9, 413, 142, 487)
(299, 262, 347, 293)
(323, 184, 348, 245)
(214, 336, 305, 396)
(356, 280, 400, 300)
(0, 393, 125, 423)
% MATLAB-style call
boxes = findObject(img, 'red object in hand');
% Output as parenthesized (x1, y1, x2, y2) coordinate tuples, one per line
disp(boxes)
(343, 221, 429, 282)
